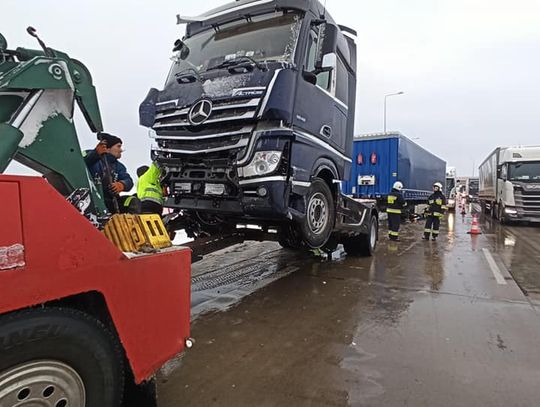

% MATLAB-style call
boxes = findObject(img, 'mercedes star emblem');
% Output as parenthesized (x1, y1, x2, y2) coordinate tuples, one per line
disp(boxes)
(188, 99, 213, 125)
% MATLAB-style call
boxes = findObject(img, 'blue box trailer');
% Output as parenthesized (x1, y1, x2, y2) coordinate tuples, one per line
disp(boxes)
(343, 132, 446, 204)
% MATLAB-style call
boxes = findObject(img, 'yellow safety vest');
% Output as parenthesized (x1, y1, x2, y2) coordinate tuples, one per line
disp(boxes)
(137, 163, 163, 205)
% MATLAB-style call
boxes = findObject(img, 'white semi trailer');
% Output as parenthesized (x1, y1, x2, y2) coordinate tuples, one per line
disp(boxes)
(478, 145, 540, 223)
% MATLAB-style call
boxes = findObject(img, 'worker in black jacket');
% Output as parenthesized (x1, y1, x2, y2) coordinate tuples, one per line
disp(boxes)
(423, 182, 447, 241)
(387, 181, 405, 241)
(83, 132, 134, 213)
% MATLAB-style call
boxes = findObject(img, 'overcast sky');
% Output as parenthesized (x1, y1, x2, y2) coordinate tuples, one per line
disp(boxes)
(4, 0, 540, 178)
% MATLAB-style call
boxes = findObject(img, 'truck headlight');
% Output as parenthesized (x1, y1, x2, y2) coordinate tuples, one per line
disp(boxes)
(505, 207, 517, 215)
(238, 151, 282, 178)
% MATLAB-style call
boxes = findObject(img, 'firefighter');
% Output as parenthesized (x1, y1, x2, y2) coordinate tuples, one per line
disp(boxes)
(137, 162, 164, 215)
(423, 182, 447, 241)
(387, 181, 405, 241)
(84, 132, 133, 213)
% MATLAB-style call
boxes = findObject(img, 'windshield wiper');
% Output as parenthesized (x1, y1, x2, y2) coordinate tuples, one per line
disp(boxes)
(206, 56, 267, 72)
(175, 68, 201, 84)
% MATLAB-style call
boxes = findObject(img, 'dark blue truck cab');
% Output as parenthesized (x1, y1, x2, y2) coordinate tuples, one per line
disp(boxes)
(139, 0, 377, 253)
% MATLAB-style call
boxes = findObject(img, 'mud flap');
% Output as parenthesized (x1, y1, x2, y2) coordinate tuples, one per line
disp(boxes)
(123, 377, 157, 407)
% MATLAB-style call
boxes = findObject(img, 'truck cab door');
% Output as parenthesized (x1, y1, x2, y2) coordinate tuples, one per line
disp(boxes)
(293, 22, 344, 157)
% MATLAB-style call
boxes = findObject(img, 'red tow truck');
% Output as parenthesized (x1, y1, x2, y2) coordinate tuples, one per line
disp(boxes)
(0, 30, 191, 406)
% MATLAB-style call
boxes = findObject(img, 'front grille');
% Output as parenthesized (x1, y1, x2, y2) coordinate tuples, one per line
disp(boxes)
(159, 134, 249, 152)
(152, 126, 252, 160)
(151, 96, 261, 158)
(153, 96, 260, 130)
(514, 186, 540, 216)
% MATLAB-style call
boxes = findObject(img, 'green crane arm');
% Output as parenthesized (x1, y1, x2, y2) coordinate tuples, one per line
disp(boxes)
(0, 30, 107, 216)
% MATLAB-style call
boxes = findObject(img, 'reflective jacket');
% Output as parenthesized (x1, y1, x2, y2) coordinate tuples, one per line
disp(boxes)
(427, 191, 447, 217)
(137, 163, 163, 205)
(387, 188, 405, 214)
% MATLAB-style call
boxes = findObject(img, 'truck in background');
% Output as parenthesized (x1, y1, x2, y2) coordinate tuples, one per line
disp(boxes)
(468, 176, 479, 202)
(445, 167, 457, 210)
(343, 132, 446, 211)
(139, 0, 378, 253)
(479, 145, 540, 223)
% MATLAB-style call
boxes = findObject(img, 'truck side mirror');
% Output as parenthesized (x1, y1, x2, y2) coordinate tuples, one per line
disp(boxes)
(173, 39, 190, 60)
(314, 23, 338, 72)
(302, 70, 317, 86)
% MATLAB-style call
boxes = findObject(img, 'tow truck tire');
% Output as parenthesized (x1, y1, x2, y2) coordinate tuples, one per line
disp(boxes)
(343, 214, 378, 257)
(299, 178, 335, 248)
(0, 307, 124, 407)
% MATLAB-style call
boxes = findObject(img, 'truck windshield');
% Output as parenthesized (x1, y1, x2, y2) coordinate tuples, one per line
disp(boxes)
(469, 179, 479, 195)
(445, 178, 455, 196)
(167, 11, 302, 84)
(508, 161, 540, 182)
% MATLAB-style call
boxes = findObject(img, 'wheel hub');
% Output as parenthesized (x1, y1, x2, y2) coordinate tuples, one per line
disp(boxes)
(307, 193, 328, 234)
(0, 360, 85, 406)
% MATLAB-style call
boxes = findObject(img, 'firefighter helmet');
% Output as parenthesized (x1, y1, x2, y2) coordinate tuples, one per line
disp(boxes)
(433, 182, 443, 191)
(393, 181, 404, 191)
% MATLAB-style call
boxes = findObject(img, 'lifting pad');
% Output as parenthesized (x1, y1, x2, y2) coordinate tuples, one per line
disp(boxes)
(103, 214, 172, 253)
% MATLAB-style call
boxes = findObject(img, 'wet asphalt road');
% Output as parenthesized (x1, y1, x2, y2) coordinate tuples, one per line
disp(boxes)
(157, 206, 540, 406)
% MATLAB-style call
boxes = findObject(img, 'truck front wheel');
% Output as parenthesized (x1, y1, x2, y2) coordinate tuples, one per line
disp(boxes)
(299, 178, 335, 248)
(0, 308, 124, 407)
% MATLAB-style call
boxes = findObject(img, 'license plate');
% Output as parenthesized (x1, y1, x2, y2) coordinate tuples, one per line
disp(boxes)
(204, 183, 225, 195)
(175, 183, 191, 193)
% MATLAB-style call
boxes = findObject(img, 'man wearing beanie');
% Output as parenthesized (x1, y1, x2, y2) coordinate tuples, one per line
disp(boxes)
(83, 132, 134, 213)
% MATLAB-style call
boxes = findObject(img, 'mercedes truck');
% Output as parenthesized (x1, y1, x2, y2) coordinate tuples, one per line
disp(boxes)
(139, 0, 378, 253)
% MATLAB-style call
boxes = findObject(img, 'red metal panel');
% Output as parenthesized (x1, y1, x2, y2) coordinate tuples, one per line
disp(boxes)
(0, 180, 23, 247)
(0, 175, 191, 383)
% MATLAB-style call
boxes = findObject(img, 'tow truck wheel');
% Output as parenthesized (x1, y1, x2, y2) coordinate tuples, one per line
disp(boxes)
(343, 214, 378, 256)
(300, 178, 335, 248)
(0, 308, 124, 407)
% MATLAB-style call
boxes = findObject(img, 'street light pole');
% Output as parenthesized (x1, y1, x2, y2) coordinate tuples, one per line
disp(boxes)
(384, 91, 404, 133)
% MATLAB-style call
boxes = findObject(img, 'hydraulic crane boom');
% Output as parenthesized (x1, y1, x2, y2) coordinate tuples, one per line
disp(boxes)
(0, 29, 107, 217)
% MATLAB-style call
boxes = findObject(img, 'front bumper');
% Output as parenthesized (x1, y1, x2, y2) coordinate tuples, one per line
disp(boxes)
(165, 177, 291, 220)
(503, 206, 540, 222)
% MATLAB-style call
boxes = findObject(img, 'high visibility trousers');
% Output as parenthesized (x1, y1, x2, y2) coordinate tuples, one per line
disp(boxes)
(424, 215, 441, 238)
(388, 213, 401, 240)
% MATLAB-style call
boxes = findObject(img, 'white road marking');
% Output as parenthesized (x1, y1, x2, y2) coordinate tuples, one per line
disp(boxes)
(482, 248, 507, 285)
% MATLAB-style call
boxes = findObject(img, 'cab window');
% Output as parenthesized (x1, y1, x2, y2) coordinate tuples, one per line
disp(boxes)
(305, 26, 332, 91)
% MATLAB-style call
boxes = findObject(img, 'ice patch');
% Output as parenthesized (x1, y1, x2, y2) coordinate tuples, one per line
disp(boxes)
(18, 89, 74, 148)
(202, 74, 250, 98)
(283, 15, 302, 61)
